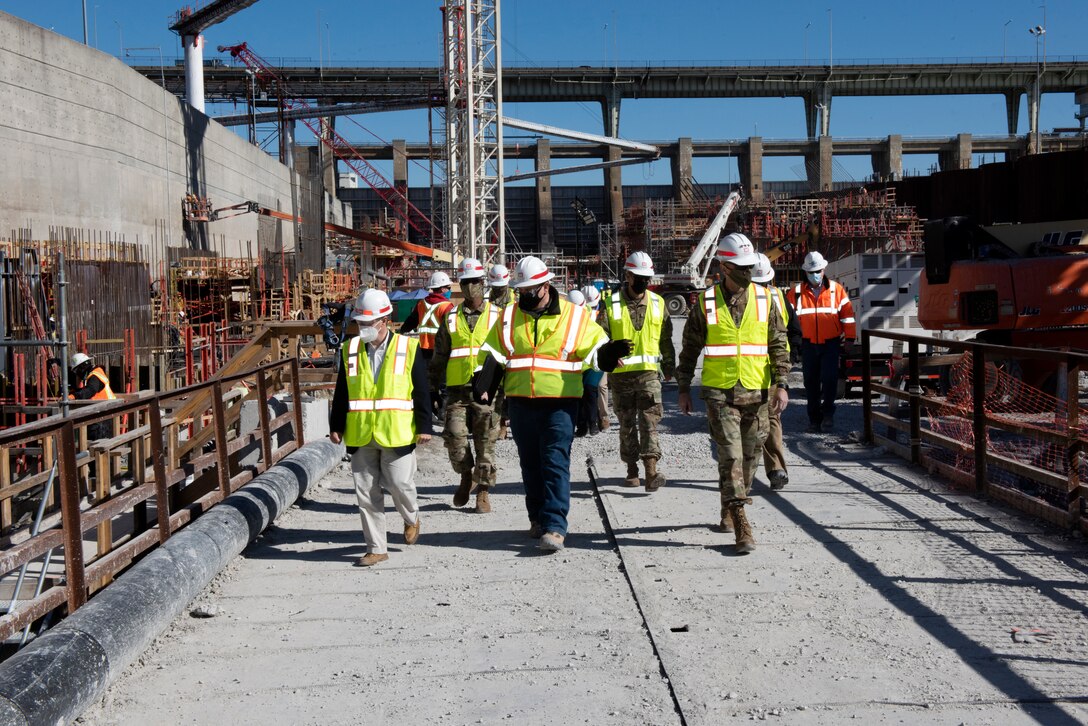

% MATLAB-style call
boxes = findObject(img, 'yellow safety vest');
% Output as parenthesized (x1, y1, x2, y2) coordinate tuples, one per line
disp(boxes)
(479, 297, 608, 399)
(445, 302, 501, 387)
(603, 289, 664, 374)
(767, 285, 791, 354)
(341, 333, 418, 448)
(700, 284, 772, 391)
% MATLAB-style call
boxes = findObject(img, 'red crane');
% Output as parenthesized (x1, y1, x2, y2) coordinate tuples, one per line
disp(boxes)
(218, 42, 441, 245)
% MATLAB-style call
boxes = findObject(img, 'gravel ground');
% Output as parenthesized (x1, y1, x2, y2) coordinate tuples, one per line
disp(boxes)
(77, 324, 1088, 725)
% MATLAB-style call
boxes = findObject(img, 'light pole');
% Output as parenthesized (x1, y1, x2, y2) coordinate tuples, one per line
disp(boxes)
(827, 8, 833, 72)
(1029, 24, 1046, 153)
(1003, 19, 1010, 61)
(81, 1, 88, 44)
(804, 22, 811, 64)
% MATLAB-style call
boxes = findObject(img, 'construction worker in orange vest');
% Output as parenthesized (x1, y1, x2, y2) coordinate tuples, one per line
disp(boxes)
(70, 352, 116, 441)
(400, 270, 454, 417)
(787, 251, 857, 433)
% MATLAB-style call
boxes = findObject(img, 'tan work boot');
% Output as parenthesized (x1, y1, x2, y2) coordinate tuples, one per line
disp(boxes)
(453, 470, 474, 507)
(355, 553, 389, 567)
(623, 461, 641, 488)
(475, 487, 491, 514)
(643, 458, 666, 492)
(730, 505, 756, 554)
(404, 515, 421, 545)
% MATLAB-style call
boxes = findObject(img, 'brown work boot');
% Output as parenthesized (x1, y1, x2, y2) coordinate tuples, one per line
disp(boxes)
(730, 505, 756, 554)
(475, 487, 491, 514)
(355, 553, 389, 567)
(404, 515, 421, 545)
(453, 470, 474, 507)
(623, 461, 641, 488)
(643, 458, 666, 492)
(528, 521, 543, 538)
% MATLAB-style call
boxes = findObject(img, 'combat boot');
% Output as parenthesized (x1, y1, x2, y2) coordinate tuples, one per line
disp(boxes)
(623, 461, 641, 488)
(453, 470, 474, 507)
(643, 457, 666, 492)
(730, 505, 756, 554)
(475, 487, 491, 514)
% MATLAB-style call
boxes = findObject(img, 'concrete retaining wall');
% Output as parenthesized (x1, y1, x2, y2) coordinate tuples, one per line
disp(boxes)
(0, 11, 347, 263)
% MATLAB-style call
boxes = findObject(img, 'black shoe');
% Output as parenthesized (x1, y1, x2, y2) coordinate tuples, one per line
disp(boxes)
(805, 421, 821, 434)
(820, 418, 834, 433)
(574, 427, 588, 438)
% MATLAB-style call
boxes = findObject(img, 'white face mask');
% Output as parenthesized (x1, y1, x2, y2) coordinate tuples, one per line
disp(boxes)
(358, 325, 379, 344)
(806, 272, 824, 287)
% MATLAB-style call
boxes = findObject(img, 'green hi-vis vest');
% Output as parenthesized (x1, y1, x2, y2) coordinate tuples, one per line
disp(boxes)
(445, 302, 501, 387)
(341, 333, 418, 448)
(767, 285, 791, 354)
(604, 289, 664, 374)
(479, 297, 608, 399)
(700, 284, 772, 391)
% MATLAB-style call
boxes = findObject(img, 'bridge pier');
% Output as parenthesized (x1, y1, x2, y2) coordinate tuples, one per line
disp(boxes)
(604, 146, 623, 225)
(806, 136, 833, 192)
(938, 133, 972, 171)
(393, 139, 408, 227)
(804, 87, 832, 139)
(739, 137, 764, 202)
(671, 137, 693, 203)
(535, 139, 555, 253)
(1027, 82, 1041, 154)
(870, 134, 903, 182)
(601, 95, 621, 138)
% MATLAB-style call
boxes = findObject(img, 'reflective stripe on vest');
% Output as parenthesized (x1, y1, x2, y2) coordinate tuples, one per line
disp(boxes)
(342, 333, 418, 448)
(445, 303, 501, 387)
(416, 300, 451, 350)
(791, 279, 854, 344)
(701, 285, 771, 391)
(605, 290, 664, 374)
(88, 368, 116, 401)
(501, 298, 598, 398)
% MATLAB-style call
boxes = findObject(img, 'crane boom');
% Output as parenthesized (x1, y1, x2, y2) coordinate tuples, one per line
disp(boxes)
(678, 191, 741, 288)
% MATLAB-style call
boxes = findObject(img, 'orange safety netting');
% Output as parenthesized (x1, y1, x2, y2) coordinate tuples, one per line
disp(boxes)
(925, 352, 1088, 509)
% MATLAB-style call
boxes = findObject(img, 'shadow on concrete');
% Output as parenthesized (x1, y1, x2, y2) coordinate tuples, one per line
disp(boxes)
(765, 435, 1088, 726)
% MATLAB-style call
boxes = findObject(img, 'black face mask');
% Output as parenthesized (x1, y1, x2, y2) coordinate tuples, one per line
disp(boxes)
(727, 267, 753, 288)
(629, 277, 650, 294)
(518, 287, 543, 310)
(462, 281, 485, 301)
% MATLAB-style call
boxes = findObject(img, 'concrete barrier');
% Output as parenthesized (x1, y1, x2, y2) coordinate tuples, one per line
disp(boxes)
(0, 439, 344, 726)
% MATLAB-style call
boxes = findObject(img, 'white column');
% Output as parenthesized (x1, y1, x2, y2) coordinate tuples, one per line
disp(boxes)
(183, 33, 206, 114)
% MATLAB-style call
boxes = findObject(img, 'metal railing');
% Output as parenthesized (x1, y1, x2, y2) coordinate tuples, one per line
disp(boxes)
(861, 330, 1087, 531)
(0, 356, 329, 647)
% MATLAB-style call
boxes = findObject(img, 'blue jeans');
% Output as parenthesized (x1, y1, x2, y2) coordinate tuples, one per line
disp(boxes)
(508, 397, 578, 536)
(801, 338, 842, 424)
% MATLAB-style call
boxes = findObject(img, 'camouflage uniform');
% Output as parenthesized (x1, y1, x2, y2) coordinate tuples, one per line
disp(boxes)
(429, 306, 498, 487)
(599, 287, 675, 465)
(675, 283, 790, 517)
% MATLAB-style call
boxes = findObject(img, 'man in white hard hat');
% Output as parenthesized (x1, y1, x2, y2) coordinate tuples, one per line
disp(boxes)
(581, 285, 611, 433)
(475, 256, 632, 552)
(330, 288, 433, 567)
(488, 264, 512, 308)
(400, 270, 454, 418)
(751, 253, 801, 491)
(429, 258, 502, 513)
(599, 251, 675, 490)
(787, 251, 856, 433)
(69, 352, 116, 442)
(675, 233, 790, 554)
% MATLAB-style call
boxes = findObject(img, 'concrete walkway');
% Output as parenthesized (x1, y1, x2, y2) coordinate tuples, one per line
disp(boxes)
(78, 394, 1088, 725)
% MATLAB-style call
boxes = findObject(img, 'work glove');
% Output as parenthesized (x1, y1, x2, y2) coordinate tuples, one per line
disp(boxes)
(595, 339, 634, 373)
(472, 355, 505, 405)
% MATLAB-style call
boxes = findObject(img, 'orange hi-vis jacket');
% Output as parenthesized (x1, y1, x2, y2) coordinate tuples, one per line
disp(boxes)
(787, 279, 857, 345)
(415, 298, 453, 351)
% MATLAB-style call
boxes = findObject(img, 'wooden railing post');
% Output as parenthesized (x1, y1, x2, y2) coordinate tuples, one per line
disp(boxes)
(148, 400, 172, 543)
(972, 347, 988, 494)
(1066, 354, 1082, 527)
(58, 421, 87, 612)
(289, 358, 305, 448)
(908, 339, 921, 465)
(862, 330, 873, 444)
(256, 367, 273, 471)
(210, 381, 232, 497)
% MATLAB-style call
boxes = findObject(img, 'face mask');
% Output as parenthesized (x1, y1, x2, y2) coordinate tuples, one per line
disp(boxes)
(807, 272, 824, 287)
(629, 277, 650, 294)
(490, 286, 506, 301)
(727, 267, 753, 288)
(518, 287, 543, 310)
(443, 290, 452, 300)
(358, 325, 379, 343)
(462, 281, 485, 299)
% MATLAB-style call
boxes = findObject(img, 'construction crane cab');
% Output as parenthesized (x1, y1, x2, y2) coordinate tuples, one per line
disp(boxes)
(655, 191, 741, 316)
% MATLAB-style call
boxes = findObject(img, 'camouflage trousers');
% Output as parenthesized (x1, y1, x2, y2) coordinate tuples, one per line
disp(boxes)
(706, 395, 769, 510)
(443, 386, 498, 487)
(762, 385, 788, 475)
(610, 375, 663, 464)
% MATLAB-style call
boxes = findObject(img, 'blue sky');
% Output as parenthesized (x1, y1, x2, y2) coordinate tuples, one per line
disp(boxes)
(3, 1, 1085, 185)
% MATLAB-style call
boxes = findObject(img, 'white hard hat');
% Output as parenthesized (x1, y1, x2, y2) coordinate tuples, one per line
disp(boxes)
(427, 271, 453, 289)
(457, 257, 485, 281)
(510, 256, 554, 289)
(624, 251, 655, 277)
(488, 264, 510, 287)
(751, 253, 775, 284)
(802, 251, 829, 272)
(580, 285, 601, 308)
(566, 289, 586, 306)
(716, 232, 758, 267)
(71, 352, 92, 368)
(352, 289, 393, 322)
